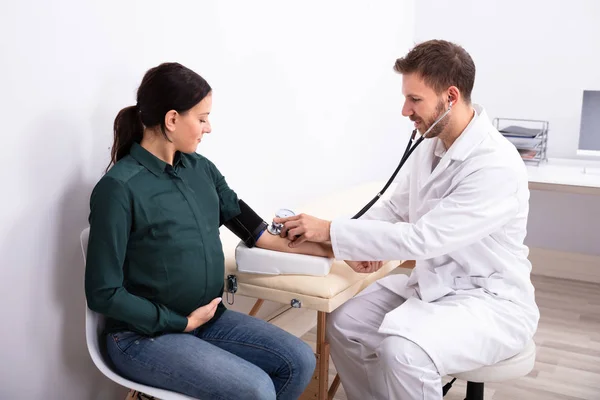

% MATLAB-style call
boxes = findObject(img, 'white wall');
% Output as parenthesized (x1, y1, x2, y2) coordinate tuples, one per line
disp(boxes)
(413, 0, 600, 257)
(414, 0, 600, 159)
(0, 0, 415, 398)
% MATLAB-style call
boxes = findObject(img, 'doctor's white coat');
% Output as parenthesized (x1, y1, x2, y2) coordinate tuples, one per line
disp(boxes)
(330, 105, 540, 376)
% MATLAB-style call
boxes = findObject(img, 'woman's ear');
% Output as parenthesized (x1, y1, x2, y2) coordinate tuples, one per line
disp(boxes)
(164, 110, 178, 132)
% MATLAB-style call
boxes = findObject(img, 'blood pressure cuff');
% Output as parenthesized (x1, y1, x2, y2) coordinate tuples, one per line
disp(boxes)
(224, 199, 268, 248)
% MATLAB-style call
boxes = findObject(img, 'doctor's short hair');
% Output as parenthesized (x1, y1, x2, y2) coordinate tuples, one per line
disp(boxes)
(394, 40, 476, 104)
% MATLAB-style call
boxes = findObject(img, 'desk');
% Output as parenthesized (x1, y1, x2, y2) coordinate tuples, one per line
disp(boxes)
(527, 158, 600, 195)
(525, 158, 600, 283)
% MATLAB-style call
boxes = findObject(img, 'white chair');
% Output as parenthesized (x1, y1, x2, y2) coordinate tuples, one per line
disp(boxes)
(80, 227, 197, 400)
(446, 339, 537, 399)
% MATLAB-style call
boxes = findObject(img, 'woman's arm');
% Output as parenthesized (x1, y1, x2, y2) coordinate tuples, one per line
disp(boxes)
(206, 159, 333, 258)
(85, 177, 189, 335)
(256, 233, 333, 258)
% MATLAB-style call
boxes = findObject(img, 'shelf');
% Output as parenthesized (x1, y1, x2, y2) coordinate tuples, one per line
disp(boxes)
(499, 125, 544, 138)
(494, 118, 549, 166)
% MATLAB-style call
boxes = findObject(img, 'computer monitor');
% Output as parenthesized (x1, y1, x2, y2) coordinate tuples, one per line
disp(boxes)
(577, 90, 600, 156)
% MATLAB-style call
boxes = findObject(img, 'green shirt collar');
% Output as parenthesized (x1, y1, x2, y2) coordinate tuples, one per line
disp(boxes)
(130, 142, 188, 176)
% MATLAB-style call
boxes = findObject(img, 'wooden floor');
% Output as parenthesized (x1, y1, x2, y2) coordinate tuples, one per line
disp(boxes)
(301, 274, 600, 400)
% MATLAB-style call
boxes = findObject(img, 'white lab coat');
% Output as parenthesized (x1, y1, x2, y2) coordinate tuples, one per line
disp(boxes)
(330, 105, 540, 376)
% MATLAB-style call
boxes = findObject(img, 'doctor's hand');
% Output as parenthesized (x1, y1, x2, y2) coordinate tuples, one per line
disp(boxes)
(345, 260, 384, 274)
(273, 213, 331, 247)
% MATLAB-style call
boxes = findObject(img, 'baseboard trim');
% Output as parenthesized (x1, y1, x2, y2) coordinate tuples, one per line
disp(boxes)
(529, 247, 600, 284)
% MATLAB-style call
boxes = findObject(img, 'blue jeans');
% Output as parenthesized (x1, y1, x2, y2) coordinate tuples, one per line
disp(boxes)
(106, 309, 316, 400)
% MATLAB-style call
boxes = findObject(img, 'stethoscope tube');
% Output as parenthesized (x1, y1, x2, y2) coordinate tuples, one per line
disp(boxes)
(351, 129, 423, 219)
(351, 103, 453, 220)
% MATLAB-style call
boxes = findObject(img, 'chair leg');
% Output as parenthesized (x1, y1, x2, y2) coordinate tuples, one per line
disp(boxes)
(125, 390, 157, 400)
(125, 390, 137, 400)
(465, 381, 484, 400)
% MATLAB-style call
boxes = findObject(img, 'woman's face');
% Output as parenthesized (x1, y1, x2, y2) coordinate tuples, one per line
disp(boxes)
(169, 94, 212, 153)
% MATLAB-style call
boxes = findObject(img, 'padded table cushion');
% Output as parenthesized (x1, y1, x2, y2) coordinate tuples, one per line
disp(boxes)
(235, 242, 335, 276)
(224, 237, 401, 312)
(221, 182, 405, 312)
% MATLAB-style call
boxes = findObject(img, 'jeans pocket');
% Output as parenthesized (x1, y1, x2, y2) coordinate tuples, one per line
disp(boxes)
(111, 331, 145, 354)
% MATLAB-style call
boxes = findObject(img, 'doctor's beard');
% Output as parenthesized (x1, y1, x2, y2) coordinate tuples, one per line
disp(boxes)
(419, 98, 450, 138)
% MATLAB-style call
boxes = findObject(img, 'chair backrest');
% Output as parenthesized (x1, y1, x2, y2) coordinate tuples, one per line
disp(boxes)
(80, 227, 202, 399)
(80, 227, 114, 378)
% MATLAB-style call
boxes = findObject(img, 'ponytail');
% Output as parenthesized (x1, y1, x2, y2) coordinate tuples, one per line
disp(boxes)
(106, 105, 143, 172)
(105, 62, 212, 172)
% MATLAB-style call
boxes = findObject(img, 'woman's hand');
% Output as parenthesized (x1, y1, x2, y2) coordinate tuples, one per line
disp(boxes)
(345, 260, 383, 274)
(184, 297, 222, 332)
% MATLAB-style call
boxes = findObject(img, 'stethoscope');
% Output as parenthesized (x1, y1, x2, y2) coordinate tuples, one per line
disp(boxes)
(267, 100, 453, 234)
(352, 100, 453, 219)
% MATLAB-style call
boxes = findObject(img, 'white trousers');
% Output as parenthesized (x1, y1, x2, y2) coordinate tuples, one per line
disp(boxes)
(326, 283, 443, 400)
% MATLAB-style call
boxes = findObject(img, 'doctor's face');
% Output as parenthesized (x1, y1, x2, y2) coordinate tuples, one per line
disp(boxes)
(401, 73, 449, 138)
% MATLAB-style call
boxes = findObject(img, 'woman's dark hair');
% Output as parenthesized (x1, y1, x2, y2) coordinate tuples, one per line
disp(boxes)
(107, 62, 212, 171)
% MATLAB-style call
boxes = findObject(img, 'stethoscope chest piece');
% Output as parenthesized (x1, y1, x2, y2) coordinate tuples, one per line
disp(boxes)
(267, 208, 295, 235)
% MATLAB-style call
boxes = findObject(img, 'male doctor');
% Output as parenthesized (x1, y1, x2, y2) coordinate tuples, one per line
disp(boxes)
(274, 40, 540, 399)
